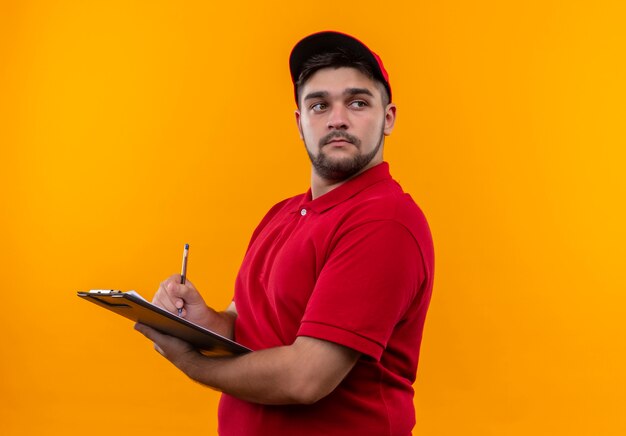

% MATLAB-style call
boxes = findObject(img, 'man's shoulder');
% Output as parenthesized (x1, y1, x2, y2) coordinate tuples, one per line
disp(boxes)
(338, 179, 433, 255)
(348, 178, 426, 222)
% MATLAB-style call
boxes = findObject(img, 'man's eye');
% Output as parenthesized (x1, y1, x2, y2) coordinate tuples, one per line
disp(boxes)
(349, 100, 367, 108)
(311, 103, 327, 112)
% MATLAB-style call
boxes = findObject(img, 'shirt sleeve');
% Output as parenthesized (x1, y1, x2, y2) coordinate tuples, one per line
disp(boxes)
(297, 219, 424, 360)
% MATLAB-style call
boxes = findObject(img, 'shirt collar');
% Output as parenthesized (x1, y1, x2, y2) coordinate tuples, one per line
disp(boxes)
(297, 162, 392, 214)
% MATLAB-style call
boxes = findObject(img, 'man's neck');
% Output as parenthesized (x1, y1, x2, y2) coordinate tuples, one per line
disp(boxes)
(310, 174, 345, 200)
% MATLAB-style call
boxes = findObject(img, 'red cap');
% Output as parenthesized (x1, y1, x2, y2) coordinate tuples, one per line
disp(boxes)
(289, 31, 392, 103)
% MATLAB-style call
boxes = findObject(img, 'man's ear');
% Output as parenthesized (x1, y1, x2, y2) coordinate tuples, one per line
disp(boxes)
(383, 104, 397, 136)
(295, 110, 303, 139)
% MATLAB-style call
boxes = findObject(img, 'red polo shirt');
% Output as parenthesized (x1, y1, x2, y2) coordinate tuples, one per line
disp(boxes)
(218, 162, 434, 436)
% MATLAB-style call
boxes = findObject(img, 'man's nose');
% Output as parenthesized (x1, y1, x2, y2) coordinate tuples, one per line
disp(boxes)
(326, 104, 349, 130)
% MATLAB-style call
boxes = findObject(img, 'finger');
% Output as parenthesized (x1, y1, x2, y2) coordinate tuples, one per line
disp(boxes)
(134, 322, 159, 341)
(134, 323, 196, 365)
(165, 282, 195, 314)
(153, 279, 182, 313)
(153, 279, 171, 304)
(153, 276, 205, 317)
(171, 281, 205, 306)
(181, 276, 196, 289)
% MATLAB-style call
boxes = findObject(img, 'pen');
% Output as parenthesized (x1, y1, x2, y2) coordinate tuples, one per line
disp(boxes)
(179, 243, 189, 316)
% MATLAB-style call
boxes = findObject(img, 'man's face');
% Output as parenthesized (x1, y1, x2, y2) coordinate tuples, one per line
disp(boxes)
(295, 67, 396, 182)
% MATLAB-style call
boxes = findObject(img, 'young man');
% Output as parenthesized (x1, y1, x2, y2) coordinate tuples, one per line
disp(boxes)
(135, 31, 434, 436)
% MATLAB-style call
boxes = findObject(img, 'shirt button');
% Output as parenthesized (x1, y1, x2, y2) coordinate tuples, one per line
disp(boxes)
(300, 209, 307, 216)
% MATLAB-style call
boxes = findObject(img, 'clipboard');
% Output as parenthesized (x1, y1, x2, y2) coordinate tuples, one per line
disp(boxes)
(77, 290, 251, 356)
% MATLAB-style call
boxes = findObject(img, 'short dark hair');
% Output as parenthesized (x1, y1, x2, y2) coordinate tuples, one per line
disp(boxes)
(295, 49, 391, 107)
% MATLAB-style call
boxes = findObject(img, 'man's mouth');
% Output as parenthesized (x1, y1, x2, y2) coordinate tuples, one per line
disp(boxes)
(328, 138, 352, 144)
(325, 135, 356, 146)
(319, 132, 360, 148)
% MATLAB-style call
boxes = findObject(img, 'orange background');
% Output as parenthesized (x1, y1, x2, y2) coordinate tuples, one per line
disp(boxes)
(1, 1, 625, 435)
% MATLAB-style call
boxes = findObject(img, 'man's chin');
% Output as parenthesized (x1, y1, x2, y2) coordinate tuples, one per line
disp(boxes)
(312, 156, 366, 182)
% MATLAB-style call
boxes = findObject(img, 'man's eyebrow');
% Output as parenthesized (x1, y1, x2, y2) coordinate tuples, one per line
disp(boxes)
(303, 88, 375, 101)
(303, 91, 328, 101)
(344, 87, 374, 97)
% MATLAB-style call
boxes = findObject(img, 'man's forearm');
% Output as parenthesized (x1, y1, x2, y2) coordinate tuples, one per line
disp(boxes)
(175, 336, 359, 406)
(182, 345, 312, 405)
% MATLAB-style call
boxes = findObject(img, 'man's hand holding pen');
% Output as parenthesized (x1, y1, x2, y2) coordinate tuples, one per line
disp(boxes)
(135, 274, 236, 364)
(135, 244, 239, 366)
(151, 275, 216, 328)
